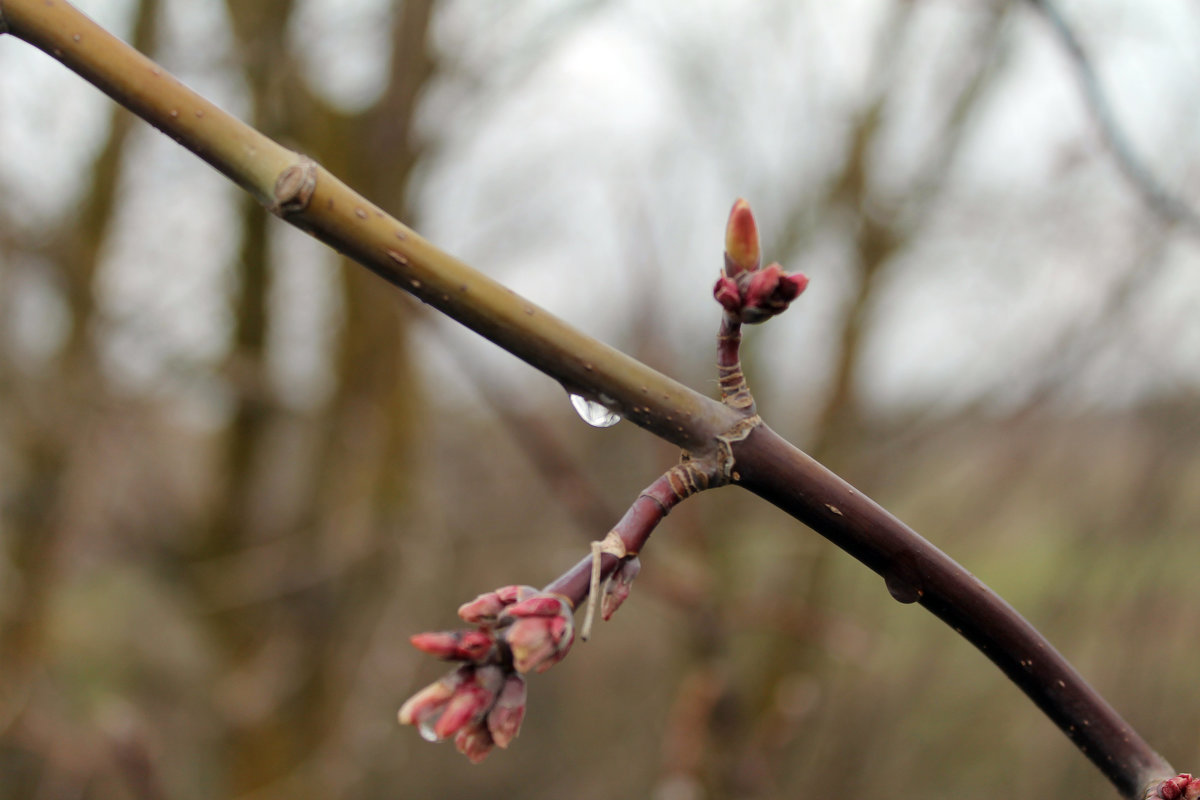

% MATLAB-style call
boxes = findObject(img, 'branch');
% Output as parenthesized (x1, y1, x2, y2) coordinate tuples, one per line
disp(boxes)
(1028, 0, 1200, 234)
(4, 0, 733, 443)
(0, 2, 1186, 796)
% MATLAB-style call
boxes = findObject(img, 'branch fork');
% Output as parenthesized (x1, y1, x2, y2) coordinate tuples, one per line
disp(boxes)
(398, 199, 807, 760)
(1, 3, 1184, 789)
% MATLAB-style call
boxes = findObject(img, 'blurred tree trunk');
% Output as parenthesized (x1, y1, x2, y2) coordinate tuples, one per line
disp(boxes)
(0, 0, 161, 782)
(202, 1, 435, 794)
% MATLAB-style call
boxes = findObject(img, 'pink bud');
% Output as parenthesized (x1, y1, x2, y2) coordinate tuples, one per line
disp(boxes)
(486, 674, 528, 748)
(397, 668, 463, 729)
(1184, 778, 1200, 799)
(724, 199, 761, 277)
(713, 276, 743, 315)
(432, 665, 504, 740)
(741, 264, 808, 324)
(602, 556, 641, 621)
(455, 721, 495, 764)
(495, 585, 537, 604)
(458, 585, 539, 624)
(458, 592, 507, 624)
(505, 593, 571, 619)
(505, 611, 574, 674)
(1162, 776, 1189, 800)
(409, 629, 495, 662)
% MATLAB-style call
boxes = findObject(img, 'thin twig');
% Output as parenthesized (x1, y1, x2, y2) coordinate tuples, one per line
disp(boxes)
(1028, 0, 1200, 234)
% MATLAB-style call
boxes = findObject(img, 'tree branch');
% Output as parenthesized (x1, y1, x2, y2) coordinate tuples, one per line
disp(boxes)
(732, 422, 1171, 798)
(0, 1, 1184, 796)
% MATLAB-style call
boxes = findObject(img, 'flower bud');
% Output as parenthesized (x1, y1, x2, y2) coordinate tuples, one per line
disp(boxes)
(505, 593, 572, 620)
(455, 721, 495, 764)
(714, 199, 809, 324)
(397, 667, 466, 730)
(458, 584, 538, 624)
(713, 276, 742, 315)
(1161, 776, 1195, 800)
(486, 673, 528, 748)
(601, 556, 641, 621)
(409, 629, 495, 662)
(1184, 777, 1200, 800)
(504, 595, 574, 674)
(433, 665, 504, 740)
(724, 198, 761, 277)
(740, 264, 808, 324)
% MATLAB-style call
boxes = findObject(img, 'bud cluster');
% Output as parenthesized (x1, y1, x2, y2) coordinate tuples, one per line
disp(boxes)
(1152, 774, 1200, 800)
(713, 198, 808, 324)
(398, 585, 575, 762)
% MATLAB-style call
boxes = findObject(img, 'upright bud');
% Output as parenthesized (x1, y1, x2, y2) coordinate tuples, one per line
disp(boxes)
(724, 198, 761, 277)
(715, 198, 809, 324)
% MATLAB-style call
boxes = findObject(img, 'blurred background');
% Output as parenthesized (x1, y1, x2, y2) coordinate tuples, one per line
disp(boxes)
(2, 0, 1200, 797)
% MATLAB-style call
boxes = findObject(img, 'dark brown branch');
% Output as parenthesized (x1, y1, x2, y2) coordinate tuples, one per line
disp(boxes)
(731, 422, 1172, 798)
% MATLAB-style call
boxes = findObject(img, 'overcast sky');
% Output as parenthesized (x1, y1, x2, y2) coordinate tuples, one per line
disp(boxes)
(2, 0, 1199, 427)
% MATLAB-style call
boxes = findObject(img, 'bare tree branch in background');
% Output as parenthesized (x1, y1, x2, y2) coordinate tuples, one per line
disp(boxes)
(1028, 0, 1200, 235)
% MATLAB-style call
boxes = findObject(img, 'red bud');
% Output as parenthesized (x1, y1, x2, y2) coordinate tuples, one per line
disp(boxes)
(397, 669, 463, 730)
(506, 610, 574, 674)
(713, 276, 742, 315)
(486, 674, 528, 748)
(409, 629, 495, 662)
(1162, 776, 1190, 800)
(724, 198, 761, 277)
(602, 556, 641, 621)
(740, 264, 809, 324)
(505, 593, 570, 619)
(455, 722, 495, 764)
(458, 584, 540, 623)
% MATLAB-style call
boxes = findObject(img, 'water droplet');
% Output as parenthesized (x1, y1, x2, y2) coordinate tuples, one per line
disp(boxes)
(569, 394, 621, 428)
(417, 717, 442, 742)
(884, 574, 921, 604)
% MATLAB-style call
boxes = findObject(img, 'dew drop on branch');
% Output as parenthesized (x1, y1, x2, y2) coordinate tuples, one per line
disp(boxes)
(569, 393, 621, 428)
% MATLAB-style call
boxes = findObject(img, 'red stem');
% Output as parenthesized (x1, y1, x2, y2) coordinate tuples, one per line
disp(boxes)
(542, 462, 710, 605)
(716, 314, 754, 414)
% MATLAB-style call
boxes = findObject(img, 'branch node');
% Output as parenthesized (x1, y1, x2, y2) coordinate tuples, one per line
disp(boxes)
(270, 158, 317, 217)
(717, 361, 755, 412)
(714, 414, 761, 483)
